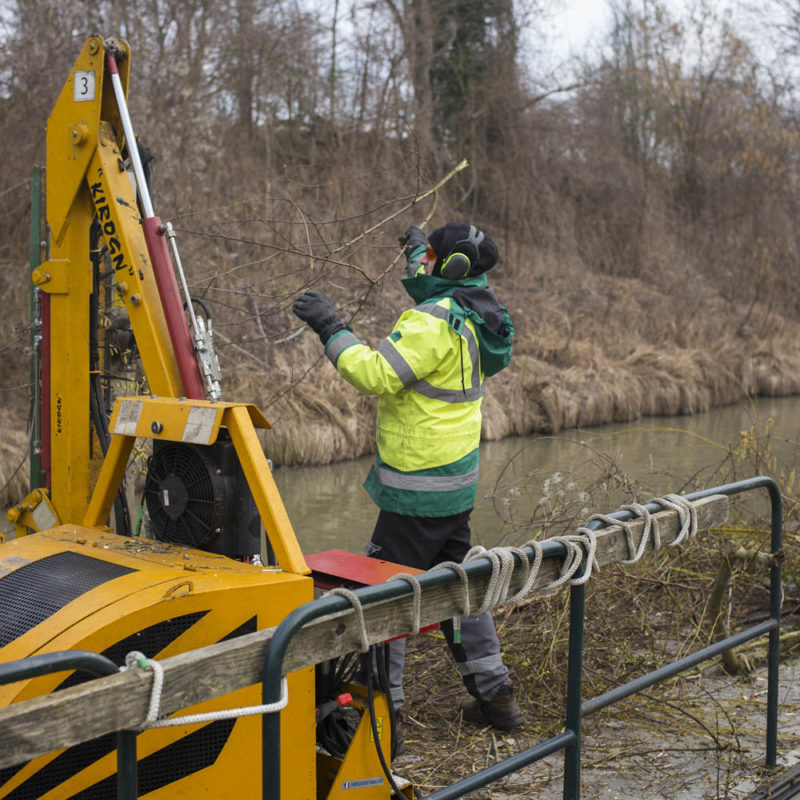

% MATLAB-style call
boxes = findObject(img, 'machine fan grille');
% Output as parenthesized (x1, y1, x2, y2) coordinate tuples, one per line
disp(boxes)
(143, 443, 222, 548)
(143, 436, 260, 557)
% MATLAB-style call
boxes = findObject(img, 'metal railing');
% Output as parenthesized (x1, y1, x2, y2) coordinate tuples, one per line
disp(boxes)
(261, 476, 783, 799)
(0, 650, 138, 800)
(0, 477, 782, 799)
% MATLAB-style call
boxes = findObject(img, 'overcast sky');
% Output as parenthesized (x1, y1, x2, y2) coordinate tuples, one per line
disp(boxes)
(548, 0, 751, 58)
(552, 0, 614, 53)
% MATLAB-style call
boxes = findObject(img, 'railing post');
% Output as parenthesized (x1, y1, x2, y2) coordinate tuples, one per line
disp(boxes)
(262, 640, 284, 800)
(0, 650, 138, 799)
(261, 666, 282, 800)
(562, 582, 586, 800)
(687, 477, 783, 768)
(766, 479, 783, 767)
(116, 731, 138, 800)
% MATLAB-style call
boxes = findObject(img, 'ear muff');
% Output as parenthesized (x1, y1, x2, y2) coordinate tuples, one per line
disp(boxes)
(440, 226, 485, 279)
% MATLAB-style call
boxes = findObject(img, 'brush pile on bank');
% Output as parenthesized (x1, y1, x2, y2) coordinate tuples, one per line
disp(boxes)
(395, 421, 800, 796)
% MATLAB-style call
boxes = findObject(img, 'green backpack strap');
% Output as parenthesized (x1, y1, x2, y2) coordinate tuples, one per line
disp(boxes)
(445, 299, 514, 378)
(445, 301, 469, 335)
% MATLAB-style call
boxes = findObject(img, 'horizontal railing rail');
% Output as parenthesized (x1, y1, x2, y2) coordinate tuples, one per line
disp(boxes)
(261, 476, 782, 800)
(0, 650, 137, 800)
(0, 477, 781, 800)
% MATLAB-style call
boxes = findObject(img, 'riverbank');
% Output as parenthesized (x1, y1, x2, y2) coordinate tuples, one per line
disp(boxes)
(3, 260, 800, 507)
(251, 271, 800, 468)
(3, 298, 799, 516)
(398, 641, 800, 798)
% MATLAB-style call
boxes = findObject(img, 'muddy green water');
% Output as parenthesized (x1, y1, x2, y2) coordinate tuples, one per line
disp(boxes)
(273, 395, 799, 555)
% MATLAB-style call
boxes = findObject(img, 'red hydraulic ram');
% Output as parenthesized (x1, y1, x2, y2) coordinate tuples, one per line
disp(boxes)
(104, 52, 205, 400)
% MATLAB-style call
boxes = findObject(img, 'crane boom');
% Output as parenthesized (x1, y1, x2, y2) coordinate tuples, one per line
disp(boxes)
(38, 35, 205, 523)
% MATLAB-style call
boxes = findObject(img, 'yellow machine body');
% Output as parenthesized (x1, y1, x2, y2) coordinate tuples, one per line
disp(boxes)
(0, 527, 315, 799)
(317, 686, 413, 800)
(1, 34, 408, 800)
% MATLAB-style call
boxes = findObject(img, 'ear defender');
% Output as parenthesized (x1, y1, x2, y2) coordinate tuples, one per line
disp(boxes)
(440, 225, 485, 279)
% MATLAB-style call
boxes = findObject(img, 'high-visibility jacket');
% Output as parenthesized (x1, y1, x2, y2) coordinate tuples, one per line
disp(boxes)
(324, 273, 514, 517)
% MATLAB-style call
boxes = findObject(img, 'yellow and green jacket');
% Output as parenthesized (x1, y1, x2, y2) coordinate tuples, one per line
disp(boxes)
(325, 273, 514, 517)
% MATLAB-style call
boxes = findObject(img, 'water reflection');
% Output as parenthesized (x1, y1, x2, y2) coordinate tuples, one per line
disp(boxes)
(273, 396, 799, 555)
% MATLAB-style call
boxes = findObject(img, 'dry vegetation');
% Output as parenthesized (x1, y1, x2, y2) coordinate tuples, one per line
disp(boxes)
(396, 417, 800, 797)
(2, 1, 800, 483)
(1, 3, 800, 795)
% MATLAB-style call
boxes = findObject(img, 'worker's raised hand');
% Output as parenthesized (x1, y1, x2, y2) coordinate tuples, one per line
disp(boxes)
(399, 225, 428, 279)
(399, 225, 426, 257)
(292, 291, 347, 344)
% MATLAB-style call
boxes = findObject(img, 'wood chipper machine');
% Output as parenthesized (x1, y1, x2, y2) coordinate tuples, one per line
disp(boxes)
(0, 35, 413, 800)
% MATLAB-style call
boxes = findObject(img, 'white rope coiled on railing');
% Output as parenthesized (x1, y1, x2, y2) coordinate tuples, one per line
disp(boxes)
(544, 530, 600, 588)
(430, 559, 471, 642)
(653, 493, 698, 547)
(582, 504, 659, 566)
(388, 573, 423, 635)
(415, 540, 549, 640)
(121, 651, 288, 731)
(581, 493, 698, 565)
(438, 542, 545, 640)
(315, 495, 699, 653)
(323, 587, 371, 652)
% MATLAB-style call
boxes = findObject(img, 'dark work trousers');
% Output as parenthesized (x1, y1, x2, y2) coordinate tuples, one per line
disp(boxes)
(365, 508, 510, 710)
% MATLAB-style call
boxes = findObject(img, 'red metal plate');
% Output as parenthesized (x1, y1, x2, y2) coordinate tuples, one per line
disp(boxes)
(306, 550, 439, 637)
(305, 549, 424, 588)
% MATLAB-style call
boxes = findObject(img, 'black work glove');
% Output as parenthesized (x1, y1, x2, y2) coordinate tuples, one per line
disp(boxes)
(292, 291, 347, 344)
(398, 225, 427, 257)
(398, 225, 427, 278)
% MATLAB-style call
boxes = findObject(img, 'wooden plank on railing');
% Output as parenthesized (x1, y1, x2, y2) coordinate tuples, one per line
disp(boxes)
(0, 495, 728, 768)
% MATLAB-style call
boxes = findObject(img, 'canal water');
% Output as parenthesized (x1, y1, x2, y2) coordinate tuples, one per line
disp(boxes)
(273, 395, 799, 555)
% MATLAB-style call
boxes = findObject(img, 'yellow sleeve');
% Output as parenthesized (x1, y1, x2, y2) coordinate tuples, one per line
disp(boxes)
(324, 308, 450, 396)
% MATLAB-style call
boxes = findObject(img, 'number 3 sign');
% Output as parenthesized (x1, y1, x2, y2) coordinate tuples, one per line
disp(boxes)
(73, 70, 96, 102)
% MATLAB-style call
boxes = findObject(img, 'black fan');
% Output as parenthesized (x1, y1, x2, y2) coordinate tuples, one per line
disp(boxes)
(143, 435, 260, 556)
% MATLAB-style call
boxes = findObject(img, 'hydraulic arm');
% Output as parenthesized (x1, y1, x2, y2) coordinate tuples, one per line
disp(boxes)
(35, 36, 219, 525)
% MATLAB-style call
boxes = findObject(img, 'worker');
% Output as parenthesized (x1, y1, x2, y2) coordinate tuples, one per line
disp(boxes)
(292, 222, 522, 732)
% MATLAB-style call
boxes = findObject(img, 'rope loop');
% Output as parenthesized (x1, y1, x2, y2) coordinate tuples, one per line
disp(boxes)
(122, 651, 288, 730)
(388, 573, 423, 635)
(124, 650, 163, 726)
(464, 545, 516, 613)
(431, 560, 471, 617)
(586, 512, 637, 562)
(431, 560, 471, 642)
(539, 527, 601, 590)
(538, 537, 583, 590)
(463, 542, 546, 608)
(650, 493, 698, 547)
(562, 529, 600, 586)
(505, 541, 544, 603)
(589, 504, 661, 565)
(619, 502, 661, 560)
(322, 587, 370, 652)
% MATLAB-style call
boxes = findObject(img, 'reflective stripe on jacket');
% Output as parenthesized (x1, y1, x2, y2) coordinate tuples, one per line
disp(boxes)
(324, 275, 493, 517)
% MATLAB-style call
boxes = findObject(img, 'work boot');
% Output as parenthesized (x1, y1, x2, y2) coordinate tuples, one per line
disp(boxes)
(460, 683, 524, 731)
